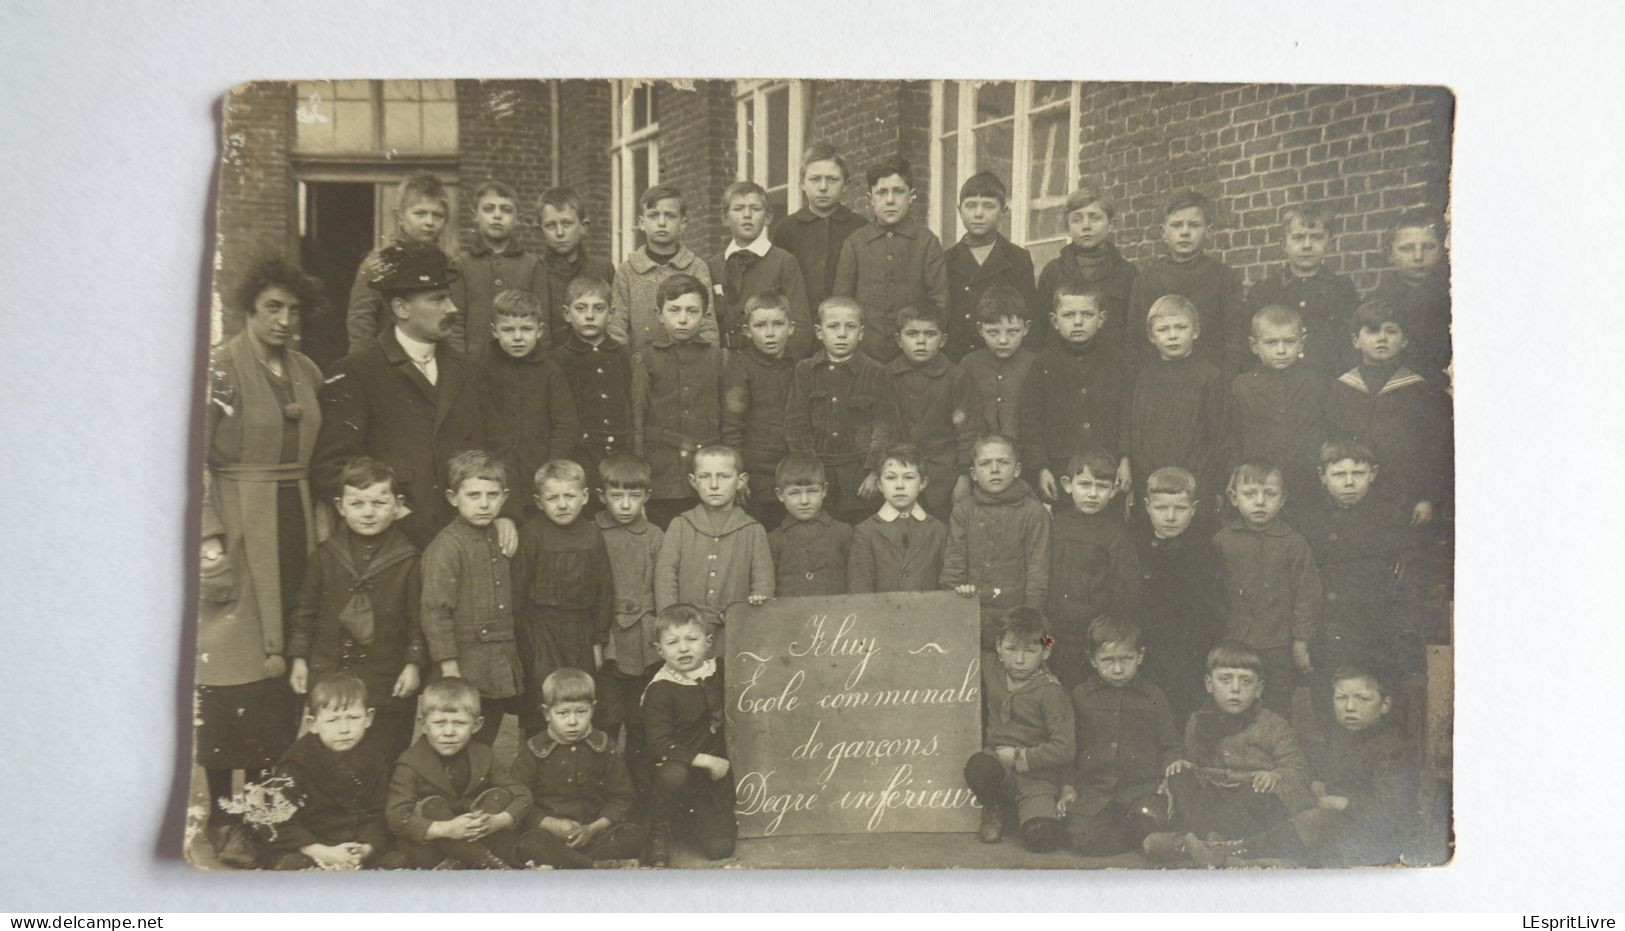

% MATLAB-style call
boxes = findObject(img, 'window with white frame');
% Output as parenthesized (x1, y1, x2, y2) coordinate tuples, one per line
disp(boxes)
(610, 80, 660, 262)
(735, 81, 810, 221)
(929, 81, 1080, 268)
(295, 80, 459, 155)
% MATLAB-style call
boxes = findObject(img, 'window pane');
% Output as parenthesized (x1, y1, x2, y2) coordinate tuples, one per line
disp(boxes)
(742, 98, 755, 179)
(333, 99, 375, 151)
(767, 86, 789, 189)
(633, 145, 651, 200)
(974, 82, 1014, 124)
(632, 85, 650, 131)
(382, 80, 420, 101)
(1026, 106, 1070, 241)
(1028, 238, 1065, 271)
(974, 123, 1014, 238)
(334, 80, 372, 100)
(421, 79, 455, 101)
(768, 188, 789, 221)
(383, 100, 422, 152)
(422, 101, 458, 151)
(942, 81, 959, 134)
(647, 84, 659, 126)
(295, 83, 335, 151)
(939, 140, 958, 241)
(1032, 81, 1071, 107)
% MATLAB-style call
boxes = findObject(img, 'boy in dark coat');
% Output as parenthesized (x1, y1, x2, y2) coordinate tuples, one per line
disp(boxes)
(1365, 209, 1451, 384)
(770, 143, 866, 316)
(958, 284, 1037, 442)
(1059, 618, 1181, 855)
(642, 605, 736, 866)
(386, 678, 532, 869)
(633, 273, 727, 529)
(767, 454, 853, 597)
(449, 180, 546, 362)
(1035, 184, 1138, 355)
(535, 187, 617, 349)
(942, 435, 1051, 650)
(478, 289, 580, 518)
(287, 458, 425, 758)
(707, 180, 814, 357)
(314, 243, 489, 549)
(832, 156, 949, 362)
(345, 174, 452, 355)
(511, 459, 615, 739)
(1126, 190, 1245, 374)
(548, 276, 633, 492)
(886, 303, 983, 518)
(1045, 450, 1140, 691)
(1133, 467, 1229, 724)
(253, 674, 404, 870)
(1124, 294, 1229, 525)
(1227, 304, 1329, 514)
(964, 608, 1076, 852)
(1018, 283, 1130, 505)
(720, 291, 800, 529)
(944, 172, 1039, 360)
(512, 669, 645, 868)
(848, 444, 949, 593)
(1242, 204, 1359, 377)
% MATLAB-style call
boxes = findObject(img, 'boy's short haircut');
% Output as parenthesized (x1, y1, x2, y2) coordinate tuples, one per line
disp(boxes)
(473, 179, 518, 204)
(1251, 303, 1303, 334)
(538, 186, 586, 221)
(540, 667, 596, 707)
(1387, 207, 1449, 247)
(1351, 299, 1401, 335)
(233, 256, 323, 320)
(1281, 203, 1334, 233)
(397, 173, 450, 212)
(656, 272, 711, 313)
(1065, 183, 1117, 220)
(997, 606, 1050, 647)
(420, 677, 482, 717)
(599, 453, 653, 492)
(975, 284, 1029, 326)
(973, 433, 1019, 462)
(895, 301, 945, 332)
(1086, 615, 1142, 653)
(958, 171, 1007, 205)
(1162, 189, 1212, 222)
(1206, 640, 1264, 675)
(1318, 439, 1377, 468)
(879, 442, 925, 473)
(305, 672, 369, 716)
(800, 142, 851, 181)
(534, 458, 588, 491)
(743, 290, 792, 322)
(338, 456, 397, 496)
(866, 156, 914, 191)
(492, 288, 545, 322)
(639, 183, 686, 215)
(1331, 665, 1390, 699)
(722, 180, 770, 210)
(566, 275, 612, 306)
(1052, 281, 1103, 312)
(691, 444, 744, 474)
(446, 449, 508, 493)
(774, 452, 826, 489)
(654, 602, 712, 637)
(1063, 448, 1118, 483)
(1145, 466, 1198, 499)
(1229, 459, 1284, 492)
(816, 295, 862, 325)
(1146, 293, 1200, 331)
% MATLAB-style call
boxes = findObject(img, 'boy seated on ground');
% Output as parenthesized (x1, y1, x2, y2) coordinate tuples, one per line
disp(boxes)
(642, 604, 736, 866)
(385, 677, 531, 869)
(254, 673, 405, 870)
(511, 668, 645, 869)
(964, 607, 1076, 853)
(1058, 618, 1180, 857)
(1142, 641, 1315, 867)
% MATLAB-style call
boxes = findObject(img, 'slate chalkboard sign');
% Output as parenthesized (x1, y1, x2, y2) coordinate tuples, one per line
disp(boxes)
(724, 591, 984, 838)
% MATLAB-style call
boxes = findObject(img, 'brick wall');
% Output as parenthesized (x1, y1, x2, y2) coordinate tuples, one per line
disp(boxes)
(454, 80, 553, 254)
(805, 80, 933, 224)
(557, 80, 614, 260)
(214, 81, 295, 334)
(1076, 82, 1454, 291)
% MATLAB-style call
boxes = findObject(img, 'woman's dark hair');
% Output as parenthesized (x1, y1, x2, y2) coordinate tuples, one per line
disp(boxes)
(233, 256, 322, 318)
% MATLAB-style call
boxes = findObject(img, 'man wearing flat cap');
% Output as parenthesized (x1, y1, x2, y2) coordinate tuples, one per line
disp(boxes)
(314, 243, 510, 550)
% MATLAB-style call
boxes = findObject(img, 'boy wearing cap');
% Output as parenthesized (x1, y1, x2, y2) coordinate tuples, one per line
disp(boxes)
(315, 243, 501, 550)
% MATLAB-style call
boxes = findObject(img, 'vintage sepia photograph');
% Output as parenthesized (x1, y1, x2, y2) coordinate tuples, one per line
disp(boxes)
(187, 77, 1455, 872)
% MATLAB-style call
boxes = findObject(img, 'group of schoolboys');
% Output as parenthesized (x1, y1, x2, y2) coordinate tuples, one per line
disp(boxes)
(215, 138, 1451, 870)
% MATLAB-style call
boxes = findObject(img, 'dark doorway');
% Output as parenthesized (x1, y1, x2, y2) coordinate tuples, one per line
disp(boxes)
(299, 181, 376, 370)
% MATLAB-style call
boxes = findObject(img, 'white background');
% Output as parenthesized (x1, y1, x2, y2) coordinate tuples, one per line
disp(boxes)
(2, 0, 1622, 912)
